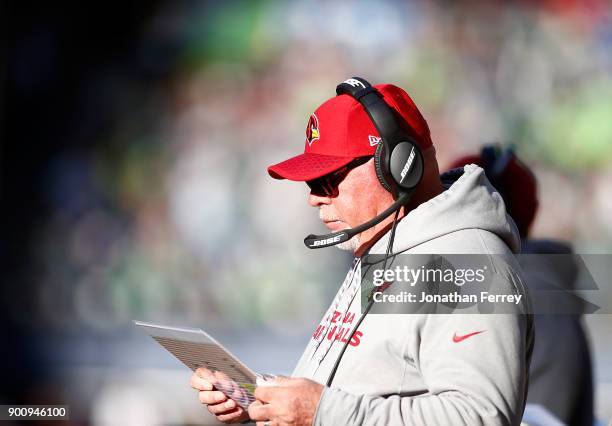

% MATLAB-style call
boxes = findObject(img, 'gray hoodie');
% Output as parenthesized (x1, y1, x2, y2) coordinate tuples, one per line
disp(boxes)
(293, 164, 534, 426)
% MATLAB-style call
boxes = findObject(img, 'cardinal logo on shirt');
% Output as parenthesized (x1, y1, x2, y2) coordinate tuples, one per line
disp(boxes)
(306, 113, 320, 146)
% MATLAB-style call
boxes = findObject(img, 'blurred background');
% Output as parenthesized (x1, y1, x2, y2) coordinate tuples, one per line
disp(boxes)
(3, 0, 612, 424)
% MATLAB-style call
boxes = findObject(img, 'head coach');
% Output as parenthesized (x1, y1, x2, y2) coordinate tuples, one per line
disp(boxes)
(190, 78, 534, 426)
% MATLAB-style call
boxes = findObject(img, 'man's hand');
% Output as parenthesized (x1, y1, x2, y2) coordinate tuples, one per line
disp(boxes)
(190, 367, 250, 424)
(248, 377, 324, 426)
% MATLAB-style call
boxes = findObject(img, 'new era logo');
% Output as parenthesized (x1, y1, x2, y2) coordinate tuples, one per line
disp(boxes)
(369, 135, 381, 146)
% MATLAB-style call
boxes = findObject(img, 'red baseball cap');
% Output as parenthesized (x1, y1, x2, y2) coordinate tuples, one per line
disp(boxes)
(267, 84, 433, 181)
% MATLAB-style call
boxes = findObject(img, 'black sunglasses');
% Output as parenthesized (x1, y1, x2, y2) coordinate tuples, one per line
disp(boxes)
(306, 156, 372, 197)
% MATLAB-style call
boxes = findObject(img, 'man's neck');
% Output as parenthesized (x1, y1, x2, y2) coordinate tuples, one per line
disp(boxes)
(354, 177, 444, 257)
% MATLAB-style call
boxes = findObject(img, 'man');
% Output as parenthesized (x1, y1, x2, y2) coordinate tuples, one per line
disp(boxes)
(191, 79, 533, 425)
(450, 146, 594, 426)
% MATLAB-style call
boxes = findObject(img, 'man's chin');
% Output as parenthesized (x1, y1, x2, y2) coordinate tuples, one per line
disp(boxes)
(336, 235, 359, 252)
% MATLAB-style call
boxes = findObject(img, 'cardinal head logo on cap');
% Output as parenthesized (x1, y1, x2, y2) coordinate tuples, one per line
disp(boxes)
(306, 114, 320, 146)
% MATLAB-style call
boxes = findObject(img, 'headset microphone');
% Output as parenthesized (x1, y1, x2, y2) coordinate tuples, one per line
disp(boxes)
(304, 192, 411, 249)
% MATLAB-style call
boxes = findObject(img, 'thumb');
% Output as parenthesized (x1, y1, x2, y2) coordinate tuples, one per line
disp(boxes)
(256, 374, 289, 387)
(269, 375, 292, 386)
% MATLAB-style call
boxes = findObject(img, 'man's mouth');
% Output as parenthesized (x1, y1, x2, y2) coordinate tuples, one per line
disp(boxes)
(322, 219, 345, 231)
(320, 209, 348, 231)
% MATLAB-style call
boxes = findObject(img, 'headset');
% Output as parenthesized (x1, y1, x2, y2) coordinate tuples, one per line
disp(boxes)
(304, 77, 425, 249)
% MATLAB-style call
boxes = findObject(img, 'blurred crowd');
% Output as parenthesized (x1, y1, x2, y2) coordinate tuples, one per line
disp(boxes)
(5, 0, 612, 424)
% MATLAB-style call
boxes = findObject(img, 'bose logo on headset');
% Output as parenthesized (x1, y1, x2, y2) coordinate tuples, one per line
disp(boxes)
(343, 78, 366, 88)
(309, 234, 344, 247)
(399, 147, 416, 183)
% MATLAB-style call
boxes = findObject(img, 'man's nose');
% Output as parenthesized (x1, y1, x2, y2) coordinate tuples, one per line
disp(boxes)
(308, 192, 332, 207)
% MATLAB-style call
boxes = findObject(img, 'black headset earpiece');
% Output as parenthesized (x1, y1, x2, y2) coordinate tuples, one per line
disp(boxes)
(385, 139, 424, 196)
(374, 142, 392, 192)
(335, 77, 424, 199)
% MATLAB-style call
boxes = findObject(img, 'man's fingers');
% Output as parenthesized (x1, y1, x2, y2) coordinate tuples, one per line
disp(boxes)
(198, 390, 227, 405)
(230, 383, 248, 402)
(190, 373, 213, 391)
(213, 369, 231, 381)
(269, 375, 290, 385)
(212, 370, 242, 397)
(195, 367, 214, 380)
(248, 400, 273, 421)
(254, 385, 280, 403)
(254, 376, 299, 402)
(207, 399, 238, 415)
(217, 406, 246, 423)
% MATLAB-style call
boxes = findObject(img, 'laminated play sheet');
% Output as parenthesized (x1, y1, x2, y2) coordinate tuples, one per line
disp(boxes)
(134, 320, 263, 408)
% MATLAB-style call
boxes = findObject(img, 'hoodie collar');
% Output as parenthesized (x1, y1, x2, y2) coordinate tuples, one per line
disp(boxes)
(369, 164, 521, 255)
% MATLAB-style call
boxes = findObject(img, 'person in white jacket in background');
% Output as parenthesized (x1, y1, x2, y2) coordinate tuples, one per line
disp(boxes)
(190, 78, 533, 426)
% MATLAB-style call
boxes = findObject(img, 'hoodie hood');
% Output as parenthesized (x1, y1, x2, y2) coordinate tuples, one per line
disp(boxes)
(370, 164, 521, 254)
